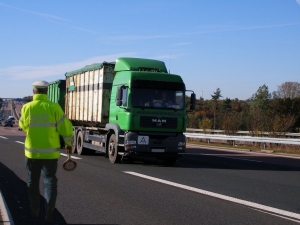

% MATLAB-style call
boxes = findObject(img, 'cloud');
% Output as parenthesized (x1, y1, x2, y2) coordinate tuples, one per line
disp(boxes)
(0, 3, 97, 34)
(0, 3, 70, 22)
(297, 0, 300, 5)
(0, 53, 137, 80)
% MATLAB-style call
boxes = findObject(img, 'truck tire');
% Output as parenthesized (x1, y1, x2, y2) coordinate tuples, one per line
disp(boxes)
(76, 130, 88, 155)
(108, 134, 121, 163)
(72, 128, 77, 153)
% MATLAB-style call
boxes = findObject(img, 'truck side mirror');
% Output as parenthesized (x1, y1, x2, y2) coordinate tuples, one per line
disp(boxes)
(190, 93, 196, 110)
(116, 86, 123, 106)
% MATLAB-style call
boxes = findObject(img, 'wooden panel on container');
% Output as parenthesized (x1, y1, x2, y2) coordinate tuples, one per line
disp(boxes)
(75, 74, 80, 121)
(93, 69, 100, 123)
(98, 67, 104, 122)
(78, 73, 83, 121)
(88, 70, 94, 122)
(83, 71, 90, 121)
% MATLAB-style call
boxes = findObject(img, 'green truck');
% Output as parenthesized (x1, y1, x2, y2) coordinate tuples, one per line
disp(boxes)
(48, 57, 195, 164)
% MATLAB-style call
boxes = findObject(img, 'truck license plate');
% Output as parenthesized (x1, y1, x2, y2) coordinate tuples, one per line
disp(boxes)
(138, 136, 149, 145)
(151, 149, 165, 153)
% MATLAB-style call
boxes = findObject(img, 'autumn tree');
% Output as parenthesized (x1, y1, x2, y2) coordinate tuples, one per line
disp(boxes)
(199, 117, 212, 134)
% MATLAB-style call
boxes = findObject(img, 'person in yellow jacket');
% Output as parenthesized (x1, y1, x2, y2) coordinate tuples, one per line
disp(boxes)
(19, 80, 73, 223)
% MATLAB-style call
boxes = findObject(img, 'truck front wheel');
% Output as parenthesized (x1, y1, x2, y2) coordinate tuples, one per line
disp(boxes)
(108, 134, 122, 163)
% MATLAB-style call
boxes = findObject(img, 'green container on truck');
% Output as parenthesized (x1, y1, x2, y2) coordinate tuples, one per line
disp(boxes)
(47, 80, 66, 109)
(48, 57, 195, 164)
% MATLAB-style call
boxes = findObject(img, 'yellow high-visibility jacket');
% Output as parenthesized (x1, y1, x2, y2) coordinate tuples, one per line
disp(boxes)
(19, 94, 73, 159)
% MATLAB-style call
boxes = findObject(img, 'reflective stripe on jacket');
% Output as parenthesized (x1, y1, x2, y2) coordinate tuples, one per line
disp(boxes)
(19, 94, 73, 159)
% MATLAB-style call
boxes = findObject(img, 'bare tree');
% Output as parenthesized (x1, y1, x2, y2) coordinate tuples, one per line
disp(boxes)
(272, 82, 300, 99)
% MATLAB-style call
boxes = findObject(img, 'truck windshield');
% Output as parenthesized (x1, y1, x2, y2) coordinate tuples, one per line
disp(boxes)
(131, 88, 184, 110)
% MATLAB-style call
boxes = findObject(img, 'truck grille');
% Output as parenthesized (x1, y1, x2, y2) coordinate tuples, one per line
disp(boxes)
(140, 116, 177, 129)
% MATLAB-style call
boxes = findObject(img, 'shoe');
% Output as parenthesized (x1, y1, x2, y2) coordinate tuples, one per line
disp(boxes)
(45, 207, 54, 223)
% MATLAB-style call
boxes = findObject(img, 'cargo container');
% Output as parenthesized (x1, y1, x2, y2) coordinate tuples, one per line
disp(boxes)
(47, 80, 66, 109)
(48, 57, 195, 165)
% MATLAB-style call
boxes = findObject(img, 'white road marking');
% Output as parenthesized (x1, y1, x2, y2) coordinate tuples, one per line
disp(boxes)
(252, 208, 300, 224)
(0, 136, 8, 139)
(60, 153, 81, 160)
(124, 171, 300, 222)
(15, 141, 24, 144)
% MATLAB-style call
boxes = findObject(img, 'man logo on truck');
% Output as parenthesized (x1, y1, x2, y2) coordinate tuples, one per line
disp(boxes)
(152, 118, 166, 127)
(152, 119, 166, 123)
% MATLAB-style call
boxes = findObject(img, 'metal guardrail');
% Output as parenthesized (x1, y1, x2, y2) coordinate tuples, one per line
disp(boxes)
(184, 133, 300, 147)
(186, 128, 300, 137)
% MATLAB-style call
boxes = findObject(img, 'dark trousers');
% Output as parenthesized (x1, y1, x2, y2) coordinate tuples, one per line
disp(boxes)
(25, 157, 58, 211)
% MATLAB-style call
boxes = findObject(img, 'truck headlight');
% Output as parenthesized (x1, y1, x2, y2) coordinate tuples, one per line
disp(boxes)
(126, 140, 136, 145)
(178, 142, 186, 147)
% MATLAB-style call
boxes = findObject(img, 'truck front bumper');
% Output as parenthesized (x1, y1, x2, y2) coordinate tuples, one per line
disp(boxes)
(123, 131, 186, 154)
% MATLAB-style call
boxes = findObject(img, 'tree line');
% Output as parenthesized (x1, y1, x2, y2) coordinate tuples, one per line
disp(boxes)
(187, 82, 300, 136)
(3, 82, 300, 136)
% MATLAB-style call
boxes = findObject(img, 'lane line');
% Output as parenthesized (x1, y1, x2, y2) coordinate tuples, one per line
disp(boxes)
(15, 141, 24, 144)
(124, 171, 300, 222)
(0, 136, 8, 139)
(60, 153, 82, 160)
(252, 208, 300, 224)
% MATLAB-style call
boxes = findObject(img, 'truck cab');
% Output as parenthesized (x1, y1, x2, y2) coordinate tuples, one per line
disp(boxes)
(107, 58, 195, 164)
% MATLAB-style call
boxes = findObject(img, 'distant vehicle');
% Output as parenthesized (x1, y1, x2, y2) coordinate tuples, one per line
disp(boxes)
(3, 118, 14, 127)
(7, 116, 15, 124)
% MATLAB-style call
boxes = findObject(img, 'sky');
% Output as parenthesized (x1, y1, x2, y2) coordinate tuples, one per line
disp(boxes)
(0, 0, 299, 100)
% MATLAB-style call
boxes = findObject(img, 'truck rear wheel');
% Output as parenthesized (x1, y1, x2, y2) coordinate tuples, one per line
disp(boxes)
(76, 130, 88, 155)
(72, 128, 77, 153)
(108, 134, 121, 163)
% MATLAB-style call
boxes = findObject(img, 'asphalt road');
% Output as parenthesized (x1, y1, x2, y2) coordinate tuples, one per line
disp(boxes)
(1, 123, 300, 225)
